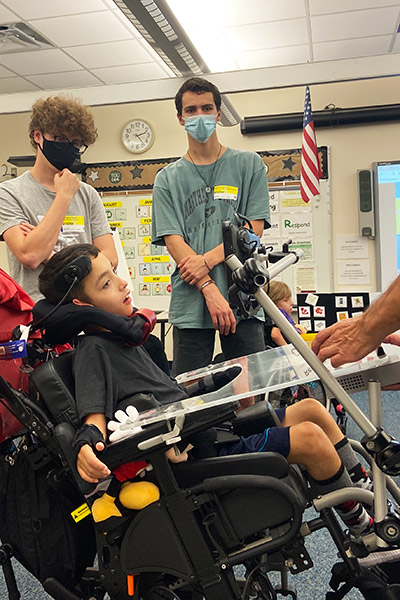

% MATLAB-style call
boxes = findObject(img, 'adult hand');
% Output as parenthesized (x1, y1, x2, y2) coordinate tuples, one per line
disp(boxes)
(311, 317, 380, 368)
(19, 222, 54, 262)
(76, 442, 110, 483)
(202, 284, 236, 336)
(178, 254, 209, 285)
(18, 221, 35, 236)
(54, 169, 80, 201)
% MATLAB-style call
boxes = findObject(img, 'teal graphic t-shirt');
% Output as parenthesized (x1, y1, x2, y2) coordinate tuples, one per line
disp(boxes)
(152, 148, 270, 328)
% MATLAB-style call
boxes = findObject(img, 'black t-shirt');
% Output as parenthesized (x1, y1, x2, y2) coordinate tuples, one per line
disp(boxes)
(73, 332, 188, 423)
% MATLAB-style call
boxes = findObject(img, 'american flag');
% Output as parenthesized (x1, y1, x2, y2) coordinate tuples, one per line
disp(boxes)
(300, 86, 321, 203)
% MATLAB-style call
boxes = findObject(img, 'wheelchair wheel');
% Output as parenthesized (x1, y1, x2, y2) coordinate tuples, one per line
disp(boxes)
(139, 573, 203, 600)
(144, 587, 203, 600)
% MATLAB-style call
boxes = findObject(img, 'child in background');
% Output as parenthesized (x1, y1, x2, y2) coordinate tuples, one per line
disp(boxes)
(264, 280, 324, 404)
(264, 281, 306, 348)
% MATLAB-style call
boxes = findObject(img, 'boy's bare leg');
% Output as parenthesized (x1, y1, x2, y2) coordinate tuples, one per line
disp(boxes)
(281, 397, 344, 446)
(282, 407, 373, 537)
(286, 421, 340, 480)
(282, 398, 372, 491)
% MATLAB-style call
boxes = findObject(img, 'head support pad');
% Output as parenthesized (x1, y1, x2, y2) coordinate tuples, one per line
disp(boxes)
(54, 255, 92, 293)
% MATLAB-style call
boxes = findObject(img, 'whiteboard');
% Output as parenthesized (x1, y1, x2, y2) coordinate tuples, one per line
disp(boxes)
(261, 178, 333, 294)
(373, 161, 400, 291)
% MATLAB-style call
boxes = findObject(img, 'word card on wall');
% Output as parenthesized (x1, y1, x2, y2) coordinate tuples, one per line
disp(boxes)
(102, 191, 174, 311)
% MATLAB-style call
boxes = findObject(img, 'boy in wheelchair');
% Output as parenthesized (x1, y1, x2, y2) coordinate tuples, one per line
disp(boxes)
(36, 243, 377, 542)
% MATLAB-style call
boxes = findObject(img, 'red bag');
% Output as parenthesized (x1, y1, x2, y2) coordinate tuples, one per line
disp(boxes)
(0, 268, 35, 442)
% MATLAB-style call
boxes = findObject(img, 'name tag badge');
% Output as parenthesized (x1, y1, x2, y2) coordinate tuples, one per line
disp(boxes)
(62, 215, 85, 233)
(213, 185, 238, 201)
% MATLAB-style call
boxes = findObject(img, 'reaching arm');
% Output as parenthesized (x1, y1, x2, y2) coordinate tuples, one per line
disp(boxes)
(271, 326, 287, 347)
(312, 276, 400, 367)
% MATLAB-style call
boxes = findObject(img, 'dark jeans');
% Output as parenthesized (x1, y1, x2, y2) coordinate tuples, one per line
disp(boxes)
(172, 318, 265, 376)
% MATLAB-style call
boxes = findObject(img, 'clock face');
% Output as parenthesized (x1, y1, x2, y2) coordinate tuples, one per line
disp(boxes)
(122, 119, 154, 153)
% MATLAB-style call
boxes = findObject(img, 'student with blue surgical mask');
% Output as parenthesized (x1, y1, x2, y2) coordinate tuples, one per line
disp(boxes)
(152, 77, 270, 379)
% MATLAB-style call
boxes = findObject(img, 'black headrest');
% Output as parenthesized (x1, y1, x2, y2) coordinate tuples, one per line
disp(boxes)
(32, 299, 149, 346)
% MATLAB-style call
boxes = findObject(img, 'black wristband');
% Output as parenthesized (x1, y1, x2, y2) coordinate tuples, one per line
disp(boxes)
(72, 424, 105, 455)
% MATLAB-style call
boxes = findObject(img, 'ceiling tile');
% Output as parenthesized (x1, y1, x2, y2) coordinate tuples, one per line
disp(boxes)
(391, 33, 400, 52)
(65, 39, 154, 69)
(3, 0, 108, 20)
(101, 0, 119, 7)
(309, 0, 400, 16)
(32, 11, 132, 47)
(91, 62, 170, 84)
(0, 48, 83, 75)
(314, 35, 393, 61)
(311, 7, 400, 43)
(0, 63, 14, 77)
(111, 7, 142, 38)
(26, 70, 103, 89)
(224, 19, 309, 52)
(236, 45, 310, 70)
(0, 76, 40, 93)
(0, 4, 19, 22)
(168, 0, 306, 28)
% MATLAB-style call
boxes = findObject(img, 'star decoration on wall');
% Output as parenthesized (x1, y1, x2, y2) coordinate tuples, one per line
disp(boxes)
(130, 165, 144, 179)
(282, 156, 296, 171)
(88, 170, 100, 182)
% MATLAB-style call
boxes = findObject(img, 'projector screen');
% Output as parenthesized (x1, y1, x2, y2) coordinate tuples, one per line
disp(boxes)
(373, 161, 400, 291)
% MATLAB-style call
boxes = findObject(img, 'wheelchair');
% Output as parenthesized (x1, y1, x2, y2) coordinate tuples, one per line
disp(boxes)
(1, 345, 400, 600)
(2, 217, 400, 599)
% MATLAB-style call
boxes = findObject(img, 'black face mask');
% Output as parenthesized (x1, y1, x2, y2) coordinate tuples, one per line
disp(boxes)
(40, 138, 80, 171)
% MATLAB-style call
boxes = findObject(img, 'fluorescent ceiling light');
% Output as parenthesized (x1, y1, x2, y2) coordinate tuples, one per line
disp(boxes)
(112, 0, 241, 126)
(166, 0, 238, 73)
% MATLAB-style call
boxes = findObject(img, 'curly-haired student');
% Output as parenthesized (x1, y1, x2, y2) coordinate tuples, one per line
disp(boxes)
(0, 94, 117, 301)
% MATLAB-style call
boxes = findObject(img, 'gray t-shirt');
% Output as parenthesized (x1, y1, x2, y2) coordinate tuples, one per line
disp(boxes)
(0, 171, 111, 301)
(152, 148, 270, 328)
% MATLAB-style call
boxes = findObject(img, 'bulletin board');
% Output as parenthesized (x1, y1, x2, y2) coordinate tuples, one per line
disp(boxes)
(296, 292, 370, 333)
(101, 191, 174, 311)
(261, 178, 333, 295)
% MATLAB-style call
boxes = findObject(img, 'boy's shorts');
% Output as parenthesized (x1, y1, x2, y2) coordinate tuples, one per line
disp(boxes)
(219, 406, 290, 459)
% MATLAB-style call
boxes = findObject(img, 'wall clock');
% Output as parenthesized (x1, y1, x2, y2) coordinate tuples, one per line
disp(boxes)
(121, 119, 155, 153)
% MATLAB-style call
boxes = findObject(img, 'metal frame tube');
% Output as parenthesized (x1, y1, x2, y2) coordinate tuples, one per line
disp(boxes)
(226, 253, 377, 437)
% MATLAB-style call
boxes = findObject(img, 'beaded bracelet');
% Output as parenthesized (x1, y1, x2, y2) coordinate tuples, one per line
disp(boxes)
(199, 279, 216, 293)
(202, 254, 211, 271)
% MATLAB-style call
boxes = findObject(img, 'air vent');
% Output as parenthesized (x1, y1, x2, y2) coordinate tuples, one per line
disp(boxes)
(0, 23, 54, 54)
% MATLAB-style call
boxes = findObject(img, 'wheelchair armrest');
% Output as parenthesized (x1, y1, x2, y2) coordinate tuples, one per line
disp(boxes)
(54, 422, 98, 496)
(103, 401, 240, 469)
(172, 452, 289, 488)
(232, 401, 281, 437)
